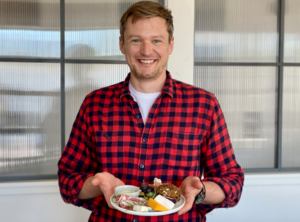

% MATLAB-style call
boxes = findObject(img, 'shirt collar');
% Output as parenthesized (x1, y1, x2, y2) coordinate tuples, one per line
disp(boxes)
(119, 71, 174, 101)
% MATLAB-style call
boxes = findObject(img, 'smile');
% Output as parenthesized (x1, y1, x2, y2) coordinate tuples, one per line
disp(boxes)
(139, 59, 155, 64)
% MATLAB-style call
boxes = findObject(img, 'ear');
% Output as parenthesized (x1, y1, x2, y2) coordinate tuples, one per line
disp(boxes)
(168, 36, 174, 55)
(119, 36, 125, 54)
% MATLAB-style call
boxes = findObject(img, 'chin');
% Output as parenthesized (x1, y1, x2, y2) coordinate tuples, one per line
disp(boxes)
(132, 71, 159, 80)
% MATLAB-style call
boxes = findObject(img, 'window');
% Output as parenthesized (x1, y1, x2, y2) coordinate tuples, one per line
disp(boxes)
(0, 0, 162, 181)
(194, 0, 300, 172)
(1, 0, 299, 182)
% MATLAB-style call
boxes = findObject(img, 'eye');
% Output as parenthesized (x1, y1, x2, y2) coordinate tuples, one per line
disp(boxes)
(132, 39, 140, 43)
(153, 40, 160, 43)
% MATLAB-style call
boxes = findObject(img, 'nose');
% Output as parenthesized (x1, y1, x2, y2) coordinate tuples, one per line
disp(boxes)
(140, 41, 153, 56)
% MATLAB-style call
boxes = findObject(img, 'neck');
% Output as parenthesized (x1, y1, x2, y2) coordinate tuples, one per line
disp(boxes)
(130, 72, 166, 93)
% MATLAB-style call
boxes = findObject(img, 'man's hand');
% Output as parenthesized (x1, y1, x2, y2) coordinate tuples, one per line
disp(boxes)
(177, 176, 203, 216)
(91, 172, 125, 209)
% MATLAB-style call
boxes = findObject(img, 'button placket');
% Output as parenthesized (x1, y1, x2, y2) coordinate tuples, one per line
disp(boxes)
(139, 137, 147, 171)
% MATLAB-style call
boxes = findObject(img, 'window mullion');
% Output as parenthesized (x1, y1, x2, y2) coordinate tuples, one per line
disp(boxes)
(276, 0, 285, 170)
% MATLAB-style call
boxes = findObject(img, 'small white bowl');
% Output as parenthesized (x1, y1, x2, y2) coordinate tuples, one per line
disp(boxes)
(114, 185, 141, 197)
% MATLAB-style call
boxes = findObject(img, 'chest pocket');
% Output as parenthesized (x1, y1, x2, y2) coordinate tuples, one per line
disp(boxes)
(160, 131, 202, 170)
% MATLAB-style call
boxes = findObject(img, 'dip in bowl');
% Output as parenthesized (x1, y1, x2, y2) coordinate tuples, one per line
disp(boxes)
(114, 185, 141, 197)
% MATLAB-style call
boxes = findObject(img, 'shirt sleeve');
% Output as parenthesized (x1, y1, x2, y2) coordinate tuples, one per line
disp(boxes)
(57, 97, 105, 215)
(196, 96, 244, 216)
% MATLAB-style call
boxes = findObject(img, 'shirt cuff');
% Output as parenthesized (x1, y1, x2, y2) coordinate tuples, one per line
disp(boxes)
(194, 177, 231, 216)
(202, 176, 234, 208)
(70, 173, 107, 215)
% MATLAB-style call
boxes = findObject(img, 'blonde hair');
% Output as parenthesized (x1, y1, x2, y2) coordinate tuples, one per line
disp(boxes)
(120, 1, 173, 43)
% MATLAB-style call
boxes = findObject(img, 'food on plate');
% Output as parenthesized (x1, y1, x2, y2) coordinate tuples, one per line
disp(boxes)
(113, 178, 181, 212)
(139, 181, 156, 199)
(114, 185, 141, 197)
(121, 191, 135, 194)
(113, 195, 147, 210)
(156, 183, 181, 202)
(154, 195, 175, 210)
(139, 180, 150, 192)
(147, 198, 168, 211)
(133, 205, 153, 212)
(153, 178, 162, 188)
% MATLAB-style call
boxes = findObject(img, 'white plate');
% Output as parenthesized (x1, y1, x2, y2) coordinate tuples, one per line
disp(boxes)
(110, 195, 185, 216)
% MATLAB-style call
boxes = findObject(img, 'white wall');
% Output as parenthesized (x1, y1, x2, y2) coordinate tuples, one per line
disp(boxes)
(0, 180, 90, 222)
(167, 0, 194, 85)
(1, 174, 299, 222)
(207, 173, 300, 222)
(1, 1, 300, 222)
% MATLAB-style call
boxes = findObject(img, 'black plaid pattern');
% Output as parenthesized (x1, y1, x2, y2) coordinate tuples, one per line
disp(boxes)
(58, 72, 244, 222)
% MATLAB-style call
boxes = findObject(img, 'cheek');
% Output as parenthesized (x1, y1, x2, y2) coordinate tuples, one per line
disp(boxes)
(155, 47, 169, 58)
(126, 46, 139, 56)
(158, 51, 169, 60)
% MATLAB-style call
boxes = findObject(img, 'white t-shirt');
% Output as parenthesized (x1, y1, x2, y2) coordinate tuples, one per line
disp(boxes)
(129, 82, 160, 123)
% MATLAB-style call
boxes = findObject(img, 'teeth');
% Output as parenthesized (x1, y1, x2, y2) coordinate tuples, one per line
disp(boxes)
(140, 60, 154, 63)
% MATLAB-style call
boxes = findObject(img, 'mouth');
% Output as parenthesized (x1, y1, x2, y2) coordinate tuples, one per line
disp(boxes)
(138, 59, 156, 64)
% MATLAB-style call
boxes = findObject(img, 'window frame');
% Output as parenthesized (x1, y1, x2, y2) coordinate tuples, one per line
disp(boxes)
(193, 0, 300, 173)
(0, 0, 164, 182)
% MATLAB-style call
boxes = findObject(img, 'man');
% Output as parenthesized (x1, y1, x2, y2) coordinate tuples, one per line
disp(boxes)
(58, 1, 244, 222)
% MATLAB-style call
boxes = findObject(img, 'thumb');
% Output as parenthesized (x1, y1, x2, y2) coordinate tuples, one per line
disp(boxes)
(91, 174, 105, 186)
(191, 178, 203, 190)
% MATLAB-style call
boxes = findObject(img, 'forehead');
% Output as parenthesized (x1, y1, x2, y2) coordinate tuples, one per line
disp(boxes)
(124, 16, 168, 36)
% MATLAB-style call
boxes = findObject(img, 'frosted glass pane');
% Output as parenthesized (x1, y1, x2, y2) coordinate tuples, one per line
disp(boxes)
(284, 0, 300, 63)
(195, 0, 278, 62)
(194, 66, 277, 169)
(282, 67, 300, 167)
(0, 0, 60, 58)
(65, 0, 159, 60)
(65, 63, 129, 140)
(0, 62, 61, 178)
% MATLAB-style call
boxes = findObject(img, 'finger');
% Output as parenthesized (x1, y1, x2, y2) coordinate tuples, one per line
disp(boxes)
(108, 204, 115, 209)
(191, 178, 203, 190)
(91, 174, 105, 186)
(177, 196, 194, 215)
(177, 205, 190, 215)
(105, 195, 115, 209)
(180, 178, 202, 195)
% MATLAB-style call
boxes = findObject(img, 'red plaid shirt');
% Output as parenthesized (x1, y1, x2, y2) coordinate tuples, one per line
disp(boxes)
(58, 71, 244, 222)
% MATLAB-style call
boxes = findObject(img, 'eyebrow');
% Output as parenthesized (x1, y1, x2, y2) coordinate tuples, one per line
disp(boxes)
(127, 35, 165, 39)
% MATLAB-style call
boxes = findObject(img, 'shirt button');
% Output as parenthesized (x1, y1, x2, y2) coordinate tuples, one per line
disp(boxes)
(140, 164, 145, 169)
(142, 138, 147, 142)
(135, 114, 140, 119)
(104, 133, 108, 138)
(133, 219, 138, 222)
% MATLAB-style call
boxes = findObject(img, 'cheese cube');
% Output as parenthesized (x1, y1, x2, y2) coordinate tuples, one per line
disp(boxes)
(133, 205, 152, 212)
(154, 195, 175, 210)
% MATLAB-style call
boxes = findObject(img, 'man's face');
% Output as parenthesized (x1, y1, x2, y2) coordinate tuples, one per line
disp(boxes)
(119, 16, 174, 81)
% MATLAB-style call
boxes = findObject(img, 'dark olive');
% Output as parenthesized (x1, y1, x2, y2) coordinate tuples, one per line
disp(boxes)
(146, 187, 154, 193)
(140, 180, 149, 192)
